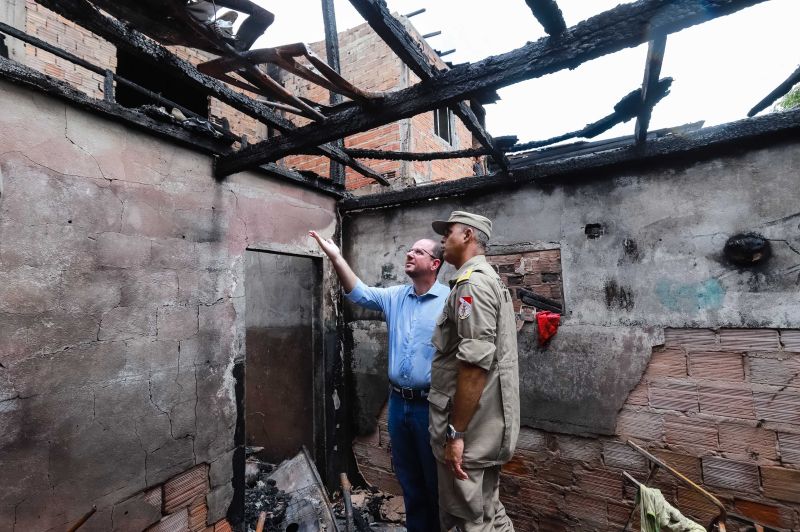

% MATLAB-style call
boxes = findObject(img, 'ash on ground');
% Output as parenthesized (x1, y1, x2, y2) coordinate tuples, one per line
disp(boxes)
(332, 486, 406, 532)
(244, 459, 290, 532)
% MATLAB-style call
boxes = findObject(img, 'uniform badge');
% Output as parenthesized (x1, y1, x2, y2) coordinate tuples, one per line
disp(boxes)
(457, 296, 473, 319)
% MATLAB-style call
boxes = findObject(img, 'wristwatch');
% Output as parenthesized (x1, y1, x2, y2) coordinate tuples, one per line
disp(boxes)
(446, 423, 466, 441)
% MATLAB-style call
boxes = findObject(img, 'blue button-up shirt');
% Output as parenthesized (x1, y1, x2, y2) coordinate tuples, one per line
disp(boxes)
(346, 279, 450, 389)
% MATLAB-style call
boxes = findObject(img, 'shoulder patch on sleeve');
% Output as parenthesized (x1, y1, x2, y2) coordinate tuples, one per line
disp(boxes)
(458, 296, 473, 319)
(456, 268, 474, 285)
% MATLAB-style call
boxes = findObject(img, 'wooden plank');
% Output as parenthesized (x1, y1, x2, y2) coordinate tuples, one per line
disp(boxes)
(748, 64, 800, 117)
(321, 0, 345, 186)
(525, 0, 567, 35)
(339, 108, 800, 211)
(219, 0, 769, 174)
(341, 147, 488, 160)
(347, 0, 510, 171)
(33, 0, 388, 185)
(635, 35, 668, 144)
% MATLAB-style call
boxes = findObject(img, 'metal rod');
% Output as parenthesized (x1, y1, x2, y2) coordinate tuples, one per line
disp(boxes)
(422, 30, 441, 39)
(340, 472, 354, 532)
(404, 8, 426, 18)
(66, 506, 96, 532)
(438, 49, 455, 57)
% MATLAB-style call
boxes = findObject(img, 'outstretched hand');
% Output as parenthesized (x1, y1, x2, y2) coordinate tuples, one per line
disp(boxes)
(309, 230, 341, 258)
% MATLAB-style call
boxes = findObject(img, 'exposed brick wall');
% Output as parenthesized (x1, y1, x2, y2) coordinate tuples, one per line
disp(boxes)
(354, 328, 800, 530)
(487, 250, 564, 313)
(23, 0, 115, 99)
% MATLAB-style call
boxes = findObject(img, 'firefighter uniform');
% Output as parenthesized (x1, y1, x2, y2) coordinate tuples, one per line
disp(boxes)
(429, 212, 520, 531)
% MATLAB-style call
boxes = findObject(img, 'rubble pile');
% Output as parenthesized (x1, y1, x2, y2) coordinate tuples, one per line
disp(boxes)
(244, 459, 291, 532)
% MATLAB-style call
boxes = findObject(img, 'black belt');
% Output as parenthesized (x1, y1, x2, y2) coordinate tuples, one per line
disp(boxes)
(390, 384, 430, 400)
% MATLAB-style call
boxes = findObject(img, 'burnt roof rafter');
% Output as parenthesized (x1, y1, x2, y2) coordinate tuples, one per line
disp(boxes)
(346, 0, 510, 172)
(634, 35, 668, 144)
(215, 0, 770, 177)
(33, 0, 390, 187)
(748, 63, 800, 117)
(525, 0, 567, 36)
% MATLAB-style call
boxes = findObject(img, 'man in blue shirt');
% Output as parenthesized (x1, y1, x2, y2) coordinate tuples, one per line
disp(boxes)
(310, 230, 449, 532)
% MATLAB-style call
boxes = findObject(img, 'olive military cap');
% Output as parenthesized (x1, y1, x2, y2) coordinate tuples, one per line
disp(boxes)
(432, 210, 492, 239)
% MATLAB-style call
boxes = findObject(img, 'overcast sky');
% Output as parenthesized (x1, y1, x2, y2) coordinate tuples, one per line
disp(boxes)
(250, 0, 800, 145)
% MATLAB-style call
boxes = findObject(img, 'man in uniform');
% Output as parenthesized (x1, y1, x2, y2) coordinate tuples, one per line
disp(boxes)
(428, 211, 520, 531)
(309, 230, 448, 532)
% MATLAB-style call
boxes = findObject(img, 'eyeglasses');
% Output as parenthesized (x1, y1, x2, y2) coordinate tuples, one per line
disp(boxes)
(407, 247, 438, 260)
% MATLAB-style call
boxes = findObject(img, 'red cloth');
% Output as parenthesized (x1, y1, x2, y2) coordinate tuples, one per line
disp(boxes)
(536, 311, 561, 345)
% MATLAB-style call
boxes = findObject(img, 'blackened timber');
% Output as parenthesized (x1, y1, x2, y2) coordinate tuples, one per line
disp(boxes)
(321, 0, 345, 186)
(0, 56, 347, 197)
(748, 64, 800, 117)
(342, 147, 489, 160)
(32, 0, 388, 186)
(525, 0, 567, 36)
(0, 56, 229, 154)
(346, 0, 510, 171)
(259, 164, 346, 196)
(219, 0, 769, 174)
(339, 108, 800, 211)
(510, 78, 672, 151)
(634, 35, 667, 144)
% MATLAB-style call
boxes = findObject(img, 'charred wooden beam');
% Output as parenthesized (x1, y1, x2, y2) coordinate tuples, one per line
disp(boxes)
(321, 0, 345, 186)
(346, 0, 510, 171)
(339, 108, 800, 211)
(525, 0, 567, 36)
(219, 0, 768, 175)
(33, 0, 388, 186)
(0, 55, 347, 197)
(748, 64, 800, 117)
(634, 35, 668, 144)
(509, 78, 672, 151)
(341, 147, 489, 160)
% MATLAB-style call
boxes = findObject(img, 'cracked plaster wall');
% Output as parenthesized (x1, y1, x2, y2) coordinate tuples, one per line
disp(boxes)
(343, 137, 800, 437)
(0, 81, 337, 531)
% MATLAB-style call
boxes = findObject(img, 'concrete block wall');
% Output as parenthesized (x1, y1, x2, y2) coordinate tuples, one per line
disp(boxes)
(0, 81, 337, 531)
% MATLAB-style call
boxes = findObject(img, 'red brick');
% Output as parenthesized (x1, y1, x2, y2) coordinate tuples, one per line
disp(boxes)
(616, 409, 664, 442)
(777, 432, 800, 465)
(649, 379, 699, 412)
(664, 414, 718, 452)
(779, 329, 800, 351)
(625, 379, 649, 407)
(718, 422, 777, 460)
(575, 468, 624, 500)
(602, 440, 649, 473)
(702, 456, 760, 491)
(698, 383, 755, 419)
(734, 498, 795, 529)
(719, 328, 780, 351)
(664, 328, 717, 349)
(556, 435, 602, 464)
(651, 450, 703, 484)
(688, 350, 745, 381)
(760, 466, 800, 503)
(748, 353, 800, 387)
(563, 493, 608, 528)
(676, 487, 724, 525)
(537, 459, 575, 487)
(753, 389, 800, 425)
(645, 347, 688, 378)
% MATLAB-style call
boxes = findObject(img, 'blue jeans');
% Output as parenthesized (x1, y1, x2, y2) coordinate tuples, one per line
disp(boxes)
(388, 390, 439, 532)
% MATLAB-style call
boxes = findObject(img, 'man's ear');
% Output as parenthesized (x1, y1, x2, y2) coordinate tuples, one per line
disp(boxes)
(463, 226, 474, 243)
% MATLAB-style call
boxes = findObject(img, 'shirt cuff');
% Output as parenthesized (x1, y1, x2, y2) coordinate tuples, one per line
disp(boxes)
(343, 278, 368, 302)
(456, 338, 496, 370)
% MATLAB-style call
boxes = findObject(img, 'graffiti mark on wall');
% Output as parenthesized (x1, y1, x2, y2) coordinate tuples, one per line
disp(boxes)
(655, 278, 725, 312)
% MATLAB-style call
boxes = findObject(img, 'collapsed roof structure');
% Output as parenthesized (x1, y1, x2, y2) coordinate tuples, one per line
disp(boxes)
(1, 0, 799, 531)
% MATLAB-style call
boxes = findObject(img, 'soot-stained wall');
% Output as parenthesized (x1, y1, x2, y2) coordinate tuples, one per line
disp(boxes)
(343, 137, 800, 438)
(0, 81, 338, 531)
